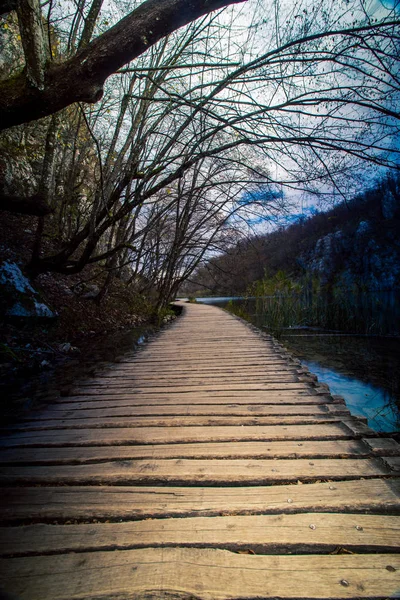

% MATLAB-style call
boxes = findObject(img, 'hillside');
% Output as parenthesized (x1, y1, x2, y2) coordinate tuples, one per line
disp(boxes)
(184, 173, 400, 296)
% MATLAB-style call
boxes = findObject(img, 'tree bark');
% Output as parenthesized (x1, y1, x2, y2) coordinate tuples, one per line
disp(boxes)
(0, 0, 246, 130)
(16, 0, 47, 90)
(78, 0, 104, 49)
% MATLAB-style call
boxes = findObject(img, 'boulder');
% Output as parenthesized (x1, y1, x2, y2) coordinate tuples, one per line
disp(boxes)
(0, 261, 57, 320)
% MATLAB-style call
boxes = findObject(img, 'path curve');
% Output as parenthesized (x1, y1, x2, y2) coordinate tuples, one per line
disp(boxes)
(0, 301, 399, 599)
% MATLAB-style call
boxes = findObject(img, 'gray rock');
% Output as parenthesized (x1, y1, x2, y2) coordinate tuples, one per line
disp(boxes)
(0, 261, 57, 319)
(59, 342, 72, 353)
(74, 283, 100, 299)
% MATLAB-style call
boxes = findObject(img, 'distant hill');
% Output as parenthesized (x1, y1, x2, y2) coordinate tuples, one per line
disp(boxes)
(183, 172, 400, 296)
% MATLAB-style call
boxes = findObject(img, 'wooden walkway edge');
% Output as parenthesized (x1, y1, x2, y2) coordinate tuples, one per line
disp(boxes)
(0, 301, 399, 599)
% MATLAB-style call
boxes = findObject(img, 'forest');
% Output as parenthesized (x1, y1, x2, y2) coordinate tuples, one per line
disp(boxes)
(184, 172, 400, 297)
(0, 0, 399, 355)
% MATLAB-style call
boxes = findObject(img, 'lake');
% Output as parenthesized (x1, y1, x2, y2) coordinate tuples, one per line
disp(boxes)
(197, 296, 400, 433)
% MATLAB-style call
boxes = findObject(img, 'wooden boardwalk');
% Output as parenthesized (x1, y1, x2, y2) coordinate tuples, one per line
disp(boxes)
(0, 301, 399, 599)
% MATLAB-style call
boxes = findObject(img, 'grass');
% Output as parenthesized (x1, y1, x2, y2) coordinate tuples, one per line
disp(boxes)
(226, 273, 399, 338)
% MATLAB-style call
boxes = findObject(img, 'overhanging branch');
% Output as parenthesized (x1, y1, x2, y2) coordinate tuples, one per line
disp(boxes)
(0, 0, 247, 130)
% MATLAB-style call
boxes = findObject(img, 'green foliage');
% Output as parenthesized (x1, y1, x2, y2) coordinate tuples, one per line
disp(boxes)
(248, 271, 302, 297)
(153, 306, 176, 326)
(0, 343, 20, 362)
(129, 295, 155, 320)
(225, 299, 250, 321)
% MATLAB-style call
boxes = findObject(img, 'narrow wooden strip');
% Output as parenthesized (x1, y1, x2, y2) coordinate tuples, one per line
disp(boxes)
(10, 415, 346, 431)
(0, 458, 390, 485)
(54, 393, 327, 406)
(1, 479, 399, 523)
(0, 423, 354, 447)
(74, 383, 310, 394)
(97, 371, 297, 380)
(110, 363, 291, 374)
(0, 549, 399, 600)
(116, 359, 291, 369)
(138, 348, 281, 355)
(0, 439, 373, 465)
(135, 354, 289, 363)
(1, 514, 399, 557)
(27, 404, 350, 420)
(383, 456, 400, 472)
(109, 368, 293, 377)
(81, 375, 299, 386)
(364, 438, 400, 455)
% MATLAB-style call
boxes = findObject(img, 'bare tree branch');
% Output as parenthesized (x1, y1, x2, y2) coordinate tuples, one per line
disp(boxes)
(0, 0, 246, 130)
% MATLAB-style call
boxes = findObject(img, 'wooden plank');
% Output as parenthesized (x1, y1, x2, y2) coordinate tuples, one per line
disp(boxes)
(108, 369, 292, 378)
(1, 513, 399, 557)
(114, 359, 292, 369)
(0, 439, 374, 465)
(80, 375, 300, 386)
(0, 458, 391, 485)
(111, 362, 291, 373)
(383, 456, 400, 472)
(1, 480, 398, 523)
(73, 383, 311, 394)
(138, 353, 291, 360)
(9, 414, 347, 431)
(54, 393, 330, 406)
(26, 404, 349, 420)
(0, 422, 354, 447)
(0, 549, 399, 600)
(135, 354, 290, 362)
(364, 438, 400, 455)
(97, 371, 298, 380)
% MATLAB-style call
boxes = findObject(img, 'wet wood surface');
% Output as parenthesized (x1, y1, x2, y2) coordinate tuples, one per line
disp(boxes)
(0, 301, 399, 599)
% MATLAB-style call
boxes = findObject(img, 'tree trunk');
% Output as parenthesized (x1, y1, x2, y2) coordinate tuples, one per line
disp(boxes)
(0, 0, 246, 130)
(16, 0, 47, 90)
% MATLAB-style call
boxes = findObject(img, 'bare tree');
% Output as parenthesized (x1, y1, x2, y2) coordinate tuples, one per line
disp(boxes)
(1, 0, 399, 310)
(0, 0, 246, 129)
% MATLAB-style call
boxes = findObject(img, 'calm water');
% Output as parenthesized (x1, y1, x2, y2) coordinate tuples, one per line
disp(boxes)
(197, 297, 400, 433)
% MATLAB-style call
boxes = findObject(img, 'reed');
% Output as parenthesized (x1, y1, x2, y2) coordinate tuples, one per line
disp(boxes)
(226, 272, 400, 337)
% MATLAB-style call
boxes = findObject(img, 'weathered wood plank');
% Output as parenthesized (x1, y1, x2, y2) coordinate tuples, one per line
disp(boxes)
(115, 359, 292, 369)
(0, 439, 374, 465)
(9, 414, 347, 431)
(54, 393, 330, 406)
(109, 363, 292, 374)
(1, 479, 399, 522)
(79, 376, 301, 388)
(0, 422, 354, 447)
(1, 513, 399, 557)
(26, 404, 349, 420)
(0, 549, 399, 600)
(364, 438, 400, 455)
(104, 372, 303, 382)
(0, 458, 392, 485)
(84, 372, 299, 382)
(134, 354, 290, 363)
(73, 383, 311, 394)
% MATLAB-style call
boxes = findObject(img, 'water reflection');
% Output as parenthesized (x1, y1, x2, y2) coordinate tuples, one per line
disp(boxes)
(298, 359, 399, 433)
(197, 296, 400, 433)
(279, 334, 400, 433)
